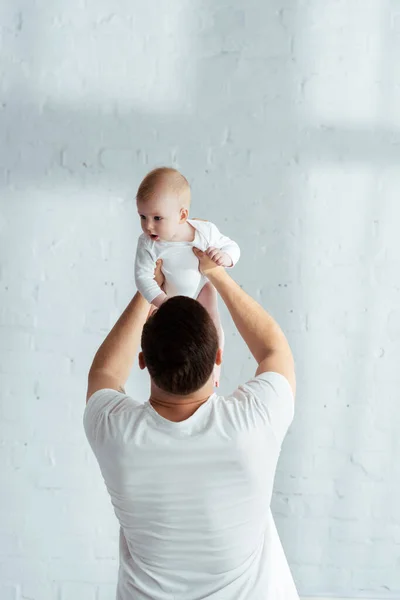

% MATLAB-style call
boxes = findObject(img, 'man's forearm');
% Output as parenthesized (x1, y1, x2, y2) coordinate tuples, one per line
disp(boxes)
(151, 292, 168, 308)
(207, 269, 290, 364)
(89, 292, 149, 384)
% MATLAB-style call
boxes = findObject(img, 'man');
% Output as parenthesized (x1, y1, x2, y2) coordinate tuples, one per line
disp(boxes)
(84, 247, 298, 599)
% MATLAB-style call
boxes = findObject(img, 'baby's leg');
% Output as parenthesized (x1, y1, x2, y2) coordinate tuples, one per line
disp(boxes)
(196, 282, 224, 387)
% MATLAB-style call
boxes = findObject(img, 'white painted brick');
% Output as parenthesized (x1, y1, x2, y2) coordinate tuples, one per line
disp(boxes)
(93, 535, 119, 560)
(291, 565, 352, 595)
(50, 559, 118, 584)
(1, 0, 399, 597)
(0, 584, 19, 600)
(0, 350, 72, 377)
(96, 583, 118, 600)
(0, 532, 23, 557)
(274, 473, 336, 496)
(0, 558, 48, 583)
(60, 582, 97, 600)
(351, 568, 400, 592)
(0, 328, 32, 352)
(20, 582, 58, 600)
(327, 541, 396, 570)
(329, 495, 372, 521)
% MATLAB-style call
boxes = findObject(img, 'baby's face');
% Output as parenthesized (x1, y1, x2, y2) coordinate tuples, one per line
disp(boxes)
(137, 192, 184, 242)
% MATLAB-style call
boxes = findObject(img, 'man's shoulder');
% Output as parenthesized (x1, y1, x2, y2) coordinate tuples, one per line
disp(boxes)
(84, 388, 144, 446)
(235, 372, 293, 399)
(223, 372, 295, 443)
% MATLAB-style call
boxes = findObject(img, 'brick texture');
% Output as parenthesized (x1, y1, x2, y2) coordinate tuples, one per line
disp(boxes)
(1, 0, 399, 597)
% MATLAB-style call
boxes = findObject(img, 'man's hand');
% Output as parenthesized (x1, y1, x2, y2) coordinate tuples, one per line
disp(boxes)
(153, 259, 165, 289)
(146, 260, 166, 318)
(193, 247, 226, 277)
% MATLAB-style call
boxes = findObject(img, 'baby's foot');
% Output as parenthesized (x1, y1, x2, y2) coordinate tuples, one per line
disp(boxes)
(213, 363, 221, 388)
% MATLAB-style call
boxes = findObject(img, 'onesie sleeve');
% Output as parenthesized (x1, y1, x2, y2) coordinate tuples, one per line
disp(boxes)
(207, 222, 241, 267)
(134, 236, 163, 303)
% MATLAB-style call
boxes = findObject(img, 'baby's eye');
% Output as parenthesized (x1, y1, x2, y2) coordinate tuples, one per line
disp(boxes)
(140, 215, 146, 220)
(154, 216, 163, 221)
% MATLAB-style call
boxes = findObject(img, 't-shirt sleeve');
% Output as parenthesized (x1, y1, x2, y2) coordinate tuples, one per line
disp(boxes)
(134, 236, 163, 303)
(83, 388, 140, 450)
(207, 222, 241, 267)
(231, 371, 295, 446)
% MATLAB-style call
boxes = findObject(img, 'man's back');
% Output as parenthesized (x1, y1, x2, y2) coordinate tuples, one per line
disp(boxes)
(84, 371, 298, 600)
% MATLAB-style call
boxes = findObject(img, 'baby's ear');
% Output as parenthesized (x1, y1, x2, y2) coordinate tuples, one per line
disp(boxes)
(180, 207, 189, 222)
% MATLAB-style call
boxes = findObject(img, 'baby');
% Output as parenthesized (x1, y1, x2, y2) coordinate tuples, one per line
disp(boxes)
(134, 167, 240, 387)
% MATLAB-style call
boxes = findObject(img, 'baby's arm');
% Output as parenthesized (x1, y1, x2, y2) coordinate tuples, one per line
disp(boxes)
(134, 238, 167, 307)
(206, 222, 240, 268)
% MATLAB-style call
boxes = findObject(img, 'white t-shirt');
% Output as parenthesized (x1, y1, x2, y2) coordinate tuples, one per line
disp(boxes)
(84, 372, 299, 600)
(134, 219, 241, 303)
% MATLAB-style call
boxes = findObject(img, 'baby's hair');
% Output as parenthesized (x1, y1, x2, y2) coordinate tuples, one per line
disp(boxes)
(136, 167, 191, 207)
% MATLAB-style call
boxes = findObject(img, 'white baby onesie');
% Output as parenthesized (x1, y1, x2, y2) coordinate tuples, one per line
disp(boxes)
(134, 219, 240, 304)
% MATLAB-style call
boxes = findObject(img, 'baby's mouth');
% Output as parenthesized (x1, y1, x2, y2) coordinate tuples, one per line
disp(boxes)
(150, 234, 159, 240)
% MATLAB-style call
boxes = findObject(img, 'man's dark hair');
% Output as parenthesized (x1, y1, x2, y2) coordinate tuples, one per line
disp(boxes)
(141, 296, 219, 395)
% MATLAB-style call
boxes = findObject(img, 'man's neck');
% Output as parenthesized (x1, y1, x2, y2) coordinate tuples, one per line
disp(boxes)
(149, 380, 214, 423)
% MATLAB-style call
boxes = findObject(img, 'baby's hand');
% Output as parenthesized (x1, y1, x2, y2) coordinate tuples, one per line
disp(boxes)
(205, 247, 233, 267)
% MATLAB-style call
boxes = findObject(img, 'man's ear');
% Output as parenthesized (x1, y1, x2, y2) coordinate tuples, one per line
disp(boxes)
(179, 207, 189, 223)
(138, 352, 146, 370)
(215, 348, 223, 366)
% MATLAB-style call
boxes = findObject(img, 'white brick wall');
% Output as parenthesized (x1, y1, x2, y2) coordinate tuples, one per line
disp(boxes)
(1, 0, 399, 598)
